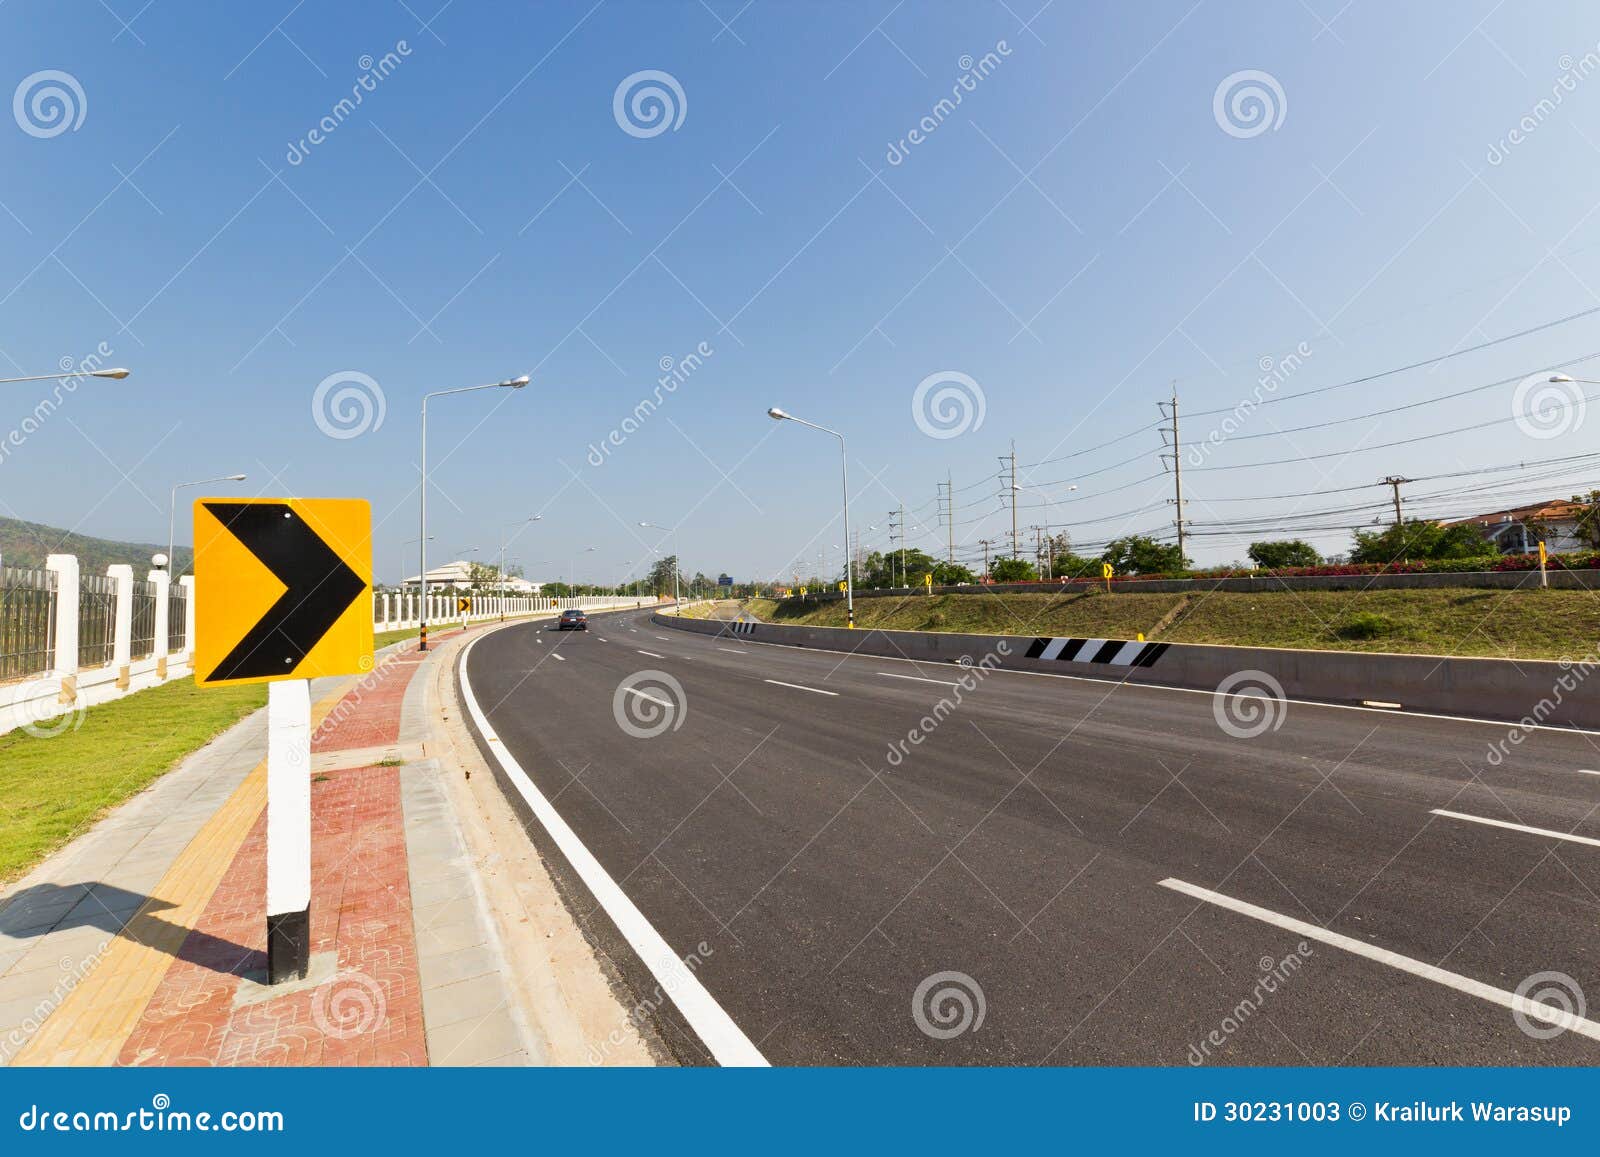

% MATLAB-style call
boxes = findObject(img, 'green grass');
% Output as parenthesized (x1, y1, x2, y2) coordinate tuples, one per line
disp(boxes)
(742, 587, 1600, 662)
(0, 677, 267, 884)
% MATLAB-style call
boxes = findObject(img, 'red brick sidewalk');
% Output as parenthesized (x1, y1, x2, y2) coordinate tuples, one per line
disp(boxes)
(114, 644, 438, 1066)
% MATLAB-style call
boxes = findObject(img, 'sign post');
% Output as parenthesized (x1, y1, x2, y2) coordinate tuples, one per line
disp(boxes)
(193, 498, 372, 984)
(1101, 561, 1113, 593)
(1539, 540, 1549, 589)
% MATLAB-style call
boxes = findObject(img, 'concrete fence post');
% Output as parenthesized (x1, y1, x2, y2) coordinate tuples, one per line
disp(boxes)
(179, 574, 196, 664)
(108, 563, 134, 690)
(45, 554, 80, 705)
(149, 568, 171, 680)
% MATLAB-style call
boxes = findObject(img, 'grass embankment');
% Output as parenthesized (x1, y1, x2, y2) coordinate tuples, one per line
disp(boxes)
(743, 588, 1600, 661)
(0, 677, 267, 884)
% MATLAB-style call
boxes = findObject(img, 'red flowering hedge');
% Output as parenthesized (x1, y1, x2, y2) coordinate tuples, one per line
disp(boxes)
(1006, 551, 1600, 585)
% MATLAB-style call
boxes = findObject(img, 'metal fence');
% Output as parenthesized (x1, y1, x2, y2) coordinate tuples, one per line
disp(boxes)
(167, 583, 187, 654)
(130, 579, 158, 662)
(0, 566, 56, 683)
(78, 572, 118, 670)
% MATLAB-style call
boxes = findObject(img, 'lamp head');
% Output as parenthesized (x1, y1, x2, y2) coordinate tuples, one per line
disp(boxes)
(767, 407, 789, 421)
(503, 375, 531, 389)
(91, 368, 131, 380)
(1550, 374, 1576, 383)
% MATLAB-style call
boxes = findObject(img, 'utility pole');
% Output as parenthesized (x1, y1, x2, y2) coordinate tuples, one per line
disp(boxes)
(1382, 475, 1411, 525)
(978, 538, 994, 582)
(938, 472, 955, 564)
(1158, 389, 1187, 565)
(1001, 443, 1020, 560)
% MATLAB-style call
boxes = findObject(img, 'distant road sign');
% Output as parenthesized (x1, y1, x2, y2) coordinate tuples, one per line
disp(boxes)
(194, 498, 372, 686)
(457, 596, 472, 613)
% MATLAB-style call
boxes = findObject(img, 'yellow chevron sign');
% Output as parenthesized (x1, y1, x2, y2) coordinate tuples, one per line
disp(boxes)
(193, 497, 373, 686)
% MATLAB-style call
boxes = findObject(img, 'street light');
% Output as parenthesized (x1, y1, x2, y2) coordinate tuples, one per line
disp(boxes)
(769, 407, 855, 626)
(1013, 482, 1076, 580)
(400, 535, 435, 586)
(499, 516, 541, 592)
(1, 366, 131, 385)
(419, 374, 529, 650)
(638, 522, 681, 612)
(169, 473, 247, 574)
(570, 545, 595, 600)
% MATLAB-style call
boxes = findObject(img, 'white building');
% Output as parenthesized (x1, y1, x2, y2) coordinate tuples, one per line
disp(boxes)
(400, 559, 542, 593)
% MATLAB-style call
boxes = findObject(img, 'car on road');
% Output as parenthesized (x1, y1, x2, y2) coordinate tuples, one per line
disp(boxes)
(556, 609, 588, 631)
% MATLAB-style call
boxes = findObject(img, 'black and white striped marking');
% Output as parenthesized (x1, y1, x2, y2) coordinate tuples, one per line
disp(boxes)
(725, 620, 757, 636)
(1022, 636, 1168, 667)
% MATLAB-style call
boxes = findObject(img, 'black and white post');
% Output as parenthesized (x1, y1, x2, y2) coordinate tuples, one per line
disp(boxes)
(266, 678, 312, 983)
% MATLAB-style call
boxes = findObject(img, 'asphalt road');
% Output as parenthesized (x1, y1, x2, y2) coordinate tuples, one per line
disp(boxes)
(462, 608, 1600, 1066)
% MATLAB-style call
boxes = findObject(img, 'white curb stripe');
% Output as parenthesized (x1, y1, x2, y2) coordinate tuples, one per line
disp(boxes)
(458, 636, 769, 1067)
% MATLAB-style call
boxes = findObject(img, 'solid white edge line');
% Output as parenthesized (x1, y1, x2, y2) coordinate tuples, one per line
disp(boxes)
(656, 623, 1600, 739)
(763, 678, 838, 697)
(1430, 808, 1600, 849)
(457, 634, 769, 1067)
(1159, 877, 1600, 1042)
(876, 671, 960, 687)
(637, 649, 664, 659)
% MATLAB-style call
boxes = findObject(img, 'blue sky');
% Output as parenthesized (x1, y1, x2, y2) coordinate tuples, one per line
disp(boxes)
(4, 1, 1600, 583)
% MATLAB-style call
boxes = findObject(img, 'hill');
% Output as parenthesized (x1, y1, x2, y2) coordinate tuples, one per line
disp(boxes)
(0, 516, 190, 575)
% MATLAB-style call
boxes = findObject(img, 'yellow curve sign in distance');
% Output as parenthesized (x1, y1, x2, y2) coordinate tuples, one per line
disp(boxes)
(193, 497, 373, 686)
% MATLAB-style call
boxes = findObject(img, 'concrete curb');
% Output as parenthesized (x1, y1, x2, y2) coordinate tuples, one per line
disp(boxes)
(655, 612, 1597, 730)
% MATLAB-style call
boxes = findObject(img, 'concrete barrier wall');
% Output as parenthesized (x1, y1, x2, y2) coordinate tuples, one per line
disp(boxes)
(656, 613, 1595, 730)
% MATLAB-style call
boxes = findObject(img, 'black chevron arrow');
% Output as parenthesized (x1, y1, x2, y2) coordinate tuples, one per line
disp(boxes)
(203, 502, 367, 682)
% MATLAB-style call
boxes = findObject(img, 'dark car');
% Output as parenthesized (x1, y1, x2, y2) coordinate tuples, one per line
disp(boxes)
(556, 609, 588, 631)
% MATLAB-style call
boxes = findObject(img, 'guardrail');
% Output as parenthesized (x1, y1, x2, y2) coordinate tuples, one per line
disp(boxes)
(655, 611, 1596, 731)
(0, 551, 665, 737)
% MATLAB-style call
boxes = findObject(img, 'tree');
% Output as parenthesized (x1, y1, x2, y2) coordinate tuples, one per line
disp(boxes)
(931, 560, 977, 585)
(989, 555, 1037, 582)
(1349, 519, 1489, 564)
(1568, 490, 1600, 549)
(1101, 535, 1187, 576)
(1051, 552, 1101, 580)
(1247, 540, 1321, 569)
(645, 554, 685, 596)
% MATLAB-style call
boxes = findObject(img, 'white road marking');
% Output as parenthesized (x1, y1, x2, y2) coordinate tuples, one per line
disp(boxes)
(655, 635, 671, 641)
(637, 650, 664, 658)
(1362, 700, 1403, 709)
(1430, 808, 1600, 849)
(763, 678, 837, 697)
(1579, 769, 1600, 776)
(1160, 877, 1600, 1043)
(598, 638, 608, 642)
(550, 652, 565, 662)
(622, 685, 675, 709)
(456, 637, 768, 1067)
(718, 647, 747, 654)
(877, 671, 960, 688)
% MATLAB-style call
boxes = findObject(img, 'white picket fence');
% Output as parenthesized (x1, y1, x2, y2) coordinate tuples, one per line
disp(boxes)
(0, 551, 657, 737)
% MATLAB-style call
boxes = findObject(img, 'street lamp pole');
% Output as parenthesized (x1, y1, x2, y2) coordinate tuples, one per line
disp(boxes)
(500, 516, 541, 593)
(170, 474, 247, 574)
(0, 367, 131, 385)
(419, 375, 529, 650)
(638, 523, 681, 612)
(767, 407, 854, 628)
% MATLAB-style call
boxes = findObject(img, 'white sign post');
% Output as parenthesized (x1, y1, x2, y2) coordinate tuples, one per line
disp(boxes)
(266, 678, 312, 983)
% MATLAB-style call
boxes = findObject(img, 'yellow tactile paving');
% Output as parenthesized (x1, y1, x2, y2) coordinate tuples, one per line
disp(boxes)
(13, 684, 352, 1066)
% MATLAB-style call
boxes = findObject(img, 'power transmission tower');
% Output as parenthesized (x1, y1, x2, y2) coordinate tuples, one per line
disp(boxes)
(1158, 388, 1187, 564)
(937, 472, 955, 564)
(1000, 442, 1020, 560)
(1382, 475, 1411, 525)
